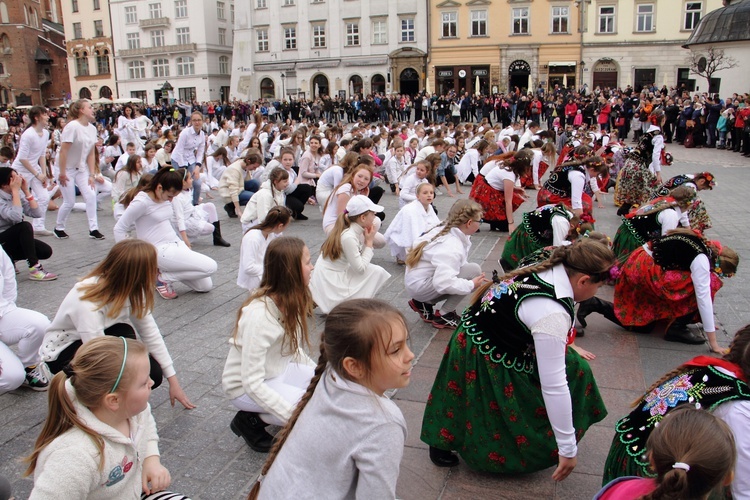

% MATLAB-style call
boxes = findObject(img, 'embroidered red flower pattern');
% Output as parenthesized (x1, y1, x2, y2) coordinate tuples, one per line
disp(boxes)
(488, 452, 506, 464)
(447, 381, 462, 396)
(440, 428, 455, 442)
(466, 421, 472, 431)
(504, 382, 514, 399)
(489, 401, 499, 411)
(465, 370, 477, 384)
(516, 435, 528, 446)
(456, 332, 467, 348)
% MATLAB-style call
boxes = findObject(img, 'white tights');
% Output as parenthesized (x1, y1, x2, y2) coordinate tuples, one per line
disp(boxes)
(0, 307, 50, 394)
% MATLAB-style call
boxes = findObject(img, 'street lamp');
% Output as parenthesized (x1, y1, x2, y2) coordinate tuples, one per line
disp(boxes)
(280, 73, 286, 100)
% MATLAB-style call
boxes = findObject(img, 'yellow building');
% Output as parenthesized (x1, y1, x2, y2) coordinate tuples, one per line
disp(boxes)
(429, 0, 584, 94)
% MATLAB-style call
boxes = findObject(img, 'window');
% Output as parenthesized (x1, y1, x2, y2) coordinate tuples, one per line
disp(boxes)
(636, 4, 654, 32)
(93, 0, 100, 10)
(684, 2, 702, 30)
(149, 3, 162, 18)
(218, 28, 227, 45)
(217, 1, 225, 20)
(96, 49, 109, 74)
(598, 6, 615, 33)
(400, 18, 414, 42)
(230, 4, 234, 23)
(257, 28, 269, 51)
(256, 0, 267, 7)
(176, 56, 194, 75)
(372, 19, 387, 44)
(512, 8, 529, 34)
(470, 10, 487, 36)
(283, 0, 294, 5)
(442, 12, 457, 38)
(312, 0, 324, 3)
(72, 22, 82, 39)
(175, 0, 187, 18)
(552, 6, 569, 33)
(125, 6, 137, 24)
(346, 22, 360, 46)
(75, 52, 89, 76)
(312, 24, 326, 48)
(284, 26, 296, 49)
(94, 20, 104, 37)
(219, 55, 229, 75)
(72, 0, 79, 12)
(178, 87, 195, 101)
(128, 60, 145, 79)
(126, 32, 140, 49)
(151, 29, 165, 47)
(152, 58, 169, 77)
(176, 27, 190, 44)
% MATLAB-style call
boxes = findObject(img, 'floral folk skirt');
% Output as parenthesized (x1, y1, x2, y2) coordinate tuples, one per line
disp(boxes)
(536, 189, 593, 218)
(500, 230, 545, 270)
(614, 247, 723, 326)
(470, 174, 525, 223)
(613, 159, 656, 207)
(611, 224, 644, 264)
(421, 326, 607, 474)
(520, 161, 550, 188)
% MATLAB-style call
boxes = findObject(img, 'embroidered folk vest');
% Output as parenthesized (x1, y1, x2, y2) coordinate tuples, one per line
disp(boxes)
(543, 165, 586, 198)
(522, 204, 572, 247)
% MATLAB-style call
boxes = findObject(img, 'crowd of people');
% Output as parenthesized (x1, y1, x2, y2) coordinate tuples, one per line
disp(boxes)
(0, 84, 748, 499)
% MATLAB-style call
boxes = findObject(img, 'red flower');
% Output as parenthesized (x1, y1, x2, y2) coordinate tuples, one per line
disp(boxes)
(493, 433, 501, 441)
(447, 381, 462, 396)
(444, 345, 450, 355)
(465, 370, 477, 384)
(489, 401, 500, 411)
(446, 411, 454, 419)
(504, 383, 514, 399)
(440, 428, 455, 442)
(535, 406, 548, 418)
(488, 452, 506, 464)
(456, 332, 467, 348)
(516, 435, 529, 446)
(471, 347, 477, 356)
(547, 430, 554, 437)
(585, 383, 593, 396)
(509, 413, 518, 422)
(427, 393, 433, 403)
(466, 421, 473, 431)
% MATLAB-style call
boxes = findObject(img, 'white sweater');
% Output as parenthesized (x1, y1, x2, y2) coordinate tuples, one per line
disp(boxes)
(240, 179, 285, 227)
(222, 297, 316, 422)
(40, 277, 176, 378)
(30, 380, 160, 500)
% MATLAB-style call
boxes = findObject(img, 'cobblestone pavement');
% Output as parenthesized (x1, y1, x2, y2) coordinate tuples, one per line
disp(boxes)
(0, 145, 748, 499)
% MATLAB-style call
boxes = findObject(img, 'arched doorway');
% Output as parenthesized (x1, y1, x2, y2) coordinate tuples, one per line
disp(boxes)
(399, 68, 419, 96)
(508, 60, 531, 93)
(348, 75, 362, 96)
(79, 87, 92, 99)
(99, 86, 112, 99)
(260, 77, 275, 99)
(592, 59, 618, 90)
(312, 74, 329, 98)
(371, 74, 386, 94)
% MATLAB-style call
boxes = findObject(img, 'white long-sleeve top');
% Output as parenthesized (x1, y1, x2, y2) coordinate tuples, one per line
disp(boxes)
(170, 190, 197, 232)
(113, 191, 179, 245)
(40, 277, 176, 378)
(222, 297, 316, 422)
(398, 171, 427, 208)
(712, 377, 750, 500)
(456, 148, 482, 183)
(171, 126, 205, 167)
(517, 265, 578, 458)
(29, 381, 160, 500)
(0, 246, 17, 318)
(649, 134, 664, 174)
(568, 169, 586, 210)
(385, 155, 407, 185)
(240, 179, 285, 228)
(12, 127, 49, 177)
(237, 230, 280, 291)
(111, 170, 141, 207)
(336, 224, 374, 275)
(531, 148, 543, 186)
(404, 226, 474, 299)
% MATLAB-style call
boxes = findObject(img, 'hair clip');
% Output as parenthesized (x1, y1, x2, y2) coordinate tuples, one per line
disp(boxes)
(492, 269, 501, 284)
(672, 462, 690, 472)
(169, 168, 175, 172)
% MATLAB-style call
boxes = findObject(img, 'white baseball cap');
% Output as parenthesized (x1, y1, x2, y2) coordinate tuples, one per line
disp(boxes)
(346, 195, 384, 217)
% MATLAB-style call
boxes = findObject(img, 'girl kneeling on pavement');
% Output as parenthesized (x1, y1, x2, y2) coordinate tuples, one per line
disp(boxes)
(405, 199, 489, 329)
(222, 236, 316, 453)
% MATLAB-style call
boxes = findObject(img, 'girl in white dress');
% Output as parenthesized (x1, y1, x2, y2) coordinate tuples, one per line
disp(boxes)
(171, 169, 230, 248)
(398, 160, 431, 208)
(310, 196, 391, 314)
(385, 183, 439, 265)
(116, 105, 141, 154)
(237, 206, 292, 291)
(315, 151, 357, 211)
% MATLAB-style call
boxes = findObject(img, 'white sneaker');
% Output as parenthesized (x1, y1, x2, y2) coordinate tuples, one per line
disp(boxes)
(34, 228, 53, 236)
(435, 188, 443, 196)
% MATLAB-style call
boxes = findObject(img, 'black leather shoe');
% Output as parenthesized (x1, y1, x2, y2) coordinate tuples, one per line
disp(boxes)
(230, 411, 274, 452)
(429, 446, 459, 467)
(664, 327, 706, 345)
(224, 203, 237, 218)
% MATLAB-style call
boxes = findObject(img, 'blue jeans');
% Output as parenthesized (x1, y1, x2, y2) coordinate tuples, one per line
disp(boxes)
(238, 179, 260, 205)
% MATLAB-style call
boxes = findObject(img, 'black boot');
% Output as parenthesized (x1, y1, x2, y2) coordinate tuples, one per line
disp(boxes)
(212, 221, 231, 247)
(429, 446, 459, 467)
(576, 297, 622, 336)
(224, 203, 237, 218)
(230, 411, 274, 452)
(616, 204, 632, 216)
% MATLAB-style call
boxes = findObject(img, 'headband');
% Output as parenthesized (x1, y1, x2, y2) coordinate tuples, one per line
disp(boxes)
(110, 337, 128, 393)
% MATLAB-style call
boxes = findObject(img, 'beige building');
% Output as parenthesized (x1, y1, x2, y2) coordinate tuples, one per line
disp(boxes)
(581, 0, 723, 92)
(429, 0, 584, 94)
(61, 0, 116, 100)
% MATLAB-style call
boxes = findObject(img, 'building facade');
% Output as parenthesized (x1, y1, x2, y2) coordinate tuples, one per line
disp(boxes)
(0, 0, 70, 107)
(110, 0, 233, 104)
(230, 0, 428, 101)
(581, 0, 723, 92)
(61, 0, 116, 101)
(429, 0, 584, 95)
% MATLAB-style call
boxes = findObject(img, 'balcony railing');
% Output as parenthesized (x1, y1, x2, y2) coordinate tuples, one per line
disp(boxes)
(139, 17, 170, 28)
(118, 43, 195, 57)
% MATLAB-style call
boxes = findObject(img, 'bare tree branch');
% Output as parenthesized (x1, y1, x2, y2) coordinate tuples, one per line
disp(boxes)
(685, 47, 738, 92)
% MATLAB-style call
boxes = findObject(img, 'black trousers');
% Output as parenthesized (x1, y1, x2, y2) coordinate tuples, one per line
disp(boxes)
(46, 323, 164, 389)
(0, 221, 52, 268)
(286, 184, 314, 218)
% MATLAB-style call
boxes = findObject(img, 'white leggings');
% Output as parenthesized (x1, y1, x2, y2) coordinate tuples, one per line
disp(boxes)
(55, 169, 99, 231)
(324, 217, 386, 249)
(156, 241, 218, 292)
(0, 307, 50, 394)
(74, 177, 112, 211)
(415, 262, 482, 314)
(186, 203, 218, 240)
(20, 173, 50, 231)
(230, 362, 315, 426)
